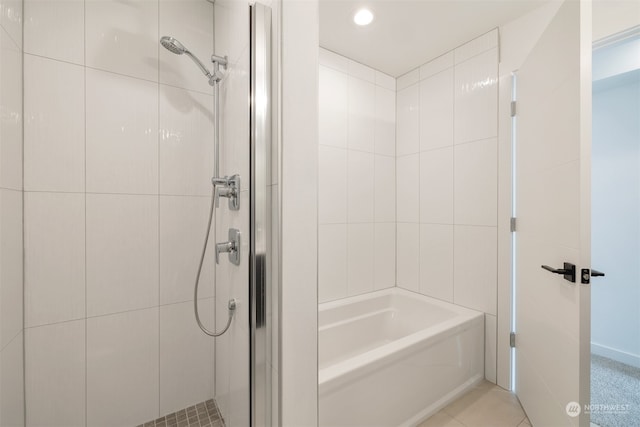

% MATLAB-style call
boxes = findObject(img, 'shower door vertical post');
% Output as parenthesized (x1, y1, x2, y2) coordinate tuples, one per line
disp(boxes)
(250, 3, 272, 427)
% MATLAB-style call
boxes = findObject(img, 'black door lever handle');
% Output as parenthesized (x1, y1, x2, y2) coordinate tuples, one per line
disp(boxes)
(580, 268, 605, 284)
(541, 262, 576, 283)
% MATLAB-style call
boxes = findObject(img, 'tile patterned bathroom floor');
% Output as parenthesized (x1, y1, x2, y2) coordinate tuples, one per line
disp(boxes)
(418, 380, 530, 427)
(137, 399, 224, 427)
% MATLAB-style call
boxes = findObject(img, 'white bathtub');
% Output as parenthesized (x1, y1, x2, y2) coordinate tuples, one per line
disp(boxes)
(319, 288, 484, 427)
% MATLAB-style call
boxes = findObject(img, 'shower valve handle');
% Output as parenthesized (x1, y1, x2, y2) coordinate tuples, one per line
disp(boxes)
(212, 175, 241, 210)
(216, 228, 241, 266)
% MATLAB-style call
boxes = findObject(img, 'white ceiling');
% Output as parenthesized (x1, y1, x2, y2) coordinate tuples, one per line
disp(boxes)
(319, 0, 550, 77)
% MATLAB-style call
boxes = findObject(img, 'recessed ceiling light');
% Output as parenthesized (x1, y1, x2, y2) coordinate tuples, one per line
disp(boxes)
(353, 8, 374, 26)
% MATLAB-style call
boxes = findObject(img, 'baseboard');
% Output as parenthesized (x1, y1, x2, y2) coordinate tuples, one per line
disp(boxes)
(591, 342, 640, 369)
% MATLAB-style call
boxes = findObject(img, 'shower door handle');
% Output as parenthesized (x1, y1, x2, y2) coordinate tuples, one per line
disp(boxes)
(541, 262, 576, 283)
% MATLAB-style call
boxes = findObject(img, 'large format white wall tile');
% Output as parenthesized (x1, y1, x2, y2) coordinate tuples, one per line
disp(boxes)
(396, 68, 419, 91)
(25, 192, 85, 327)
(159, 0, 214, 94)
(375, 71, 395, 91)
(347, 76, 375, 152)
(374, 85, 395, 156)
(374, 223, 395, 290)
(0, 27, 23, 191)
(419, 51, 453, 80)
(24, 0, 84, 64)
(0, 189, 23, 349)
(159, 196, 214, 305)
(24, 54, 84, 192)
(420, 147, 453, 224)
(454, 29, 498, 64)
(86, 69, 158, 195)
(419, 68, 454, 151)
(454, 138, 497, 226)
(396, 154, 419, 223)
(318, 224, 347, 303)
(87, 308, 159, 427)
(397, 223, 419, 292)
(0, 0, 22, 48)
(347, 59, 375, 83)
(347, 223, 374, 296)
(347, 150, 374, 223)
(319, 65, 347, 149)
(319, 48, 348, 73)
(0, 332, 24, 426)
(419, 224, 453, 302)
(374, 155, 395, 223)
(454, 225, 497, 315)
(160, 300, 214, 415)
(85, 0, 159, 81)
(396, 84, 419, 156)
(86, 194, 159, 317)
(318, 146, 347, 224)
(159, 85, 215, 196)
(454, 48, 498, 144)
(218, 50, 250, 183)
(25, 320, 85, 427)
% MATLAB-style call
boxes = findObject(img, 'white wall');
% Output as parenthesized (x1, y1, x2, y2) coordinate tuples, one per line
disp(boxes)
(22, 1, 216, 425)
(395, 30, 499, 383)
(0, 0, 24, 423)
(281, 0, 318, 425)
(318, 48, 396, 303)
(591, 42, 640, 367)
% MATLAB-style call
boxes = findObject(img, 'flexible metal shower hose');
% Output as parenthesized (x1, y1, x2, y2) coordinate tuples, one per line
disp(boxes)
(194, 184, 235, 337)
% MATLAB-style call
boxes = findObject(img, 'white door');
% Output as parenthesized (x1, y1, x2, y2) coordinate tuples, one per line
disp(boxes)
(515, 1, 591, 426)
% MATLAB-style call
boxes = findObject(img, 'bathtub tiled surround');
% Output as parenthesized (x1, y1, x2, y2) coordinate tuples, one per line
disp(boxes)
(318, 48, 396, 303)
(0, 0, 24, 423)
(22, 1, 216, 425)
(396, 30, 499, 383)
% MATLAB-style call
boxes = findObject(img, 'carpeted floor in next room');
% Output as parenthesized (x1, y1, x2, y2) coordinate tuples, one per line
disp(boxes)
(591, 354, 640, 427)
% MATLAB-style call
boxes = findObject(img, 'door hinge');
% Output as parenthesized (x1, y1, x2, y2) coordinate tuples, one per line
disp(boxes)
(510, 101, 517, 117)
(510, 217, 517, 232)
(510, 332, 516, 348)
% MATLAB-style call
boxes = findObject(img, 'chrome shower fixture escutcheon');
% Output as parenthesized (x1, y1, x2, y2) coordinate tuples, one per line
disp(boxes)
(216, 228, 241, 266)
(212, 174, 240, 210)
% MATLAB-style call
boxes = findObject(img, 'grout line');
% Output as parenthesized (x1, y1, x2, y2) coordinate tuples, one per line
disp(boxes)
(19, 0, 27, 422)
(83, 1, 88, 425)
(157, 0, 161, 416)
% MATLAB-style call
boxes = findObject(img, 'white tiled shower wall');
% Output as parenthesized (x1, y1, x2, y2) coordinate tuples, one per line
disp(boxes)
(0, 0, 24, 424)
(318, 30, 499, 382)
(318, 48, 396, 303)
(395, 29, 499, 382)
(212, 0, 251, 426)
(22, 1, 217, 426)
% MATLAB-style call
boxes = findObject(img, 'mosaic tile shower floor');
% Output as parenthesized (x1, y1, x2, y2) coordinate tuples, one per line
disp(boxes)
(137, 399, 224, 427)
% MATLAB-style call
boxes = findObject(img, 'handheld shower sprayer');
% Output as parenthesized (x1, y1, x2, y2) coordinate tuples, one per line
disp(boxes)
(160, 36, 228, 85)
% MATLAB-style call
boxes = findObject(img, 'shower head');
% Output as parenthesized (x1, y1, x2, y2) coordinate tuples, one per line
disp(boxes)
(160, 36, 187, 55)
(160, 36, 226, 85)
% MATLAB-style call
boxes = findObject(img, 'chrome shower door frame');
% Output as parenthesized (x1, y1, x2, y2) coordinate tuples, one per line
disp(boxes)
(250, 3, 272, 427)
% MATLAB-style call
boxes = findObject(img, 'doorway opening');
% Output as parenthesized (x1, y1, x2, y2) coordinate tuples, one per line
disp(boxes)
(591, 27, 640, 427)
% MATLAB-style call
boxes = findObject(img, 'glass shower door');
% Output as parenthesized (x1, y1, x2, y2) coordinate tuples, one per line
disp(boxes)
(213, 3, 273, 426)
